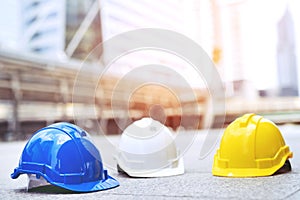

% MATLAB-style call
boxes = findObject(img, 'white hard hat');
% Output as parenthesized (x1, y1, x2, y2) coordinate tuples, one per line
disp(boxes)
(116, 117, 184, 177)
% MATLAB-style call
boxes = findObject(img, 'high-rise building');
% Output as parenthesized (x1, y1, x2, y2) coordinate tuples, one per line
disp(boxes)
(0, 0, 66, 58)
(277, 7, 298, 96)
(21, 0, 66, 57)
(65, 0, 102, 60)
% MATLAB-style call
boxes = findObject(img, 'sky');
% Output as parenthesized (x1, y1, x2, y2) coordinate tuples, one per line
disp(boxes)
(0, 1, 21, 50)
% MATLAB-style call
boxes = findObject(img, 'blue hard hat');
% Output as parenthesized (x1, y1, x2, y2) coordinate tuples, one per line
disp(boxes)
(11, 122, 119, 192)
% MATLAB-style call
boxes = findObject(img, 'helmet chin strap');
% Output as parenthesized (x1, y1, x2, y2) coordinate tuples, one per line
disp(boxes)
(27, 174, 50, 190)
(27, 174, 74, 194)
(273, 159, 292, 175)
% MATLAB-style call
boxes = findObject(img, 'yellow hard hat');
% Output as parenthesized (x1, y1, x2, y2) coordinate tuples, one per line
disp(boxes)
(212, 113, 293, 177)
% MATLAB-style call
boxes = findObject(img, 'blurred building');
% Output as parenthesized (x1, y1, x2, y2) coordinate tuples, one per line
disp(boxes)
(0, 0, 66, 58)
(21, 0, 66, 57)
(65, 0, 102, 60)
(200, 0, 300, 98)
(277, 7, 298, 96)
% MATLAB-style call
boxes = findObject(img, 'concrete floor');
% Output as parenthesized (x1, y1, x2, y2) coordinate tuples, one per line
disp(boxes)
(1, 124, 300, 199)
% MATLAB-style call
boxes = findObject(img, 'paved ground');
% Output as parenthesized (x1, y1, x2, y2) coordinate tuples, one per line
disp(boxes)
(1, 124, 300, 199)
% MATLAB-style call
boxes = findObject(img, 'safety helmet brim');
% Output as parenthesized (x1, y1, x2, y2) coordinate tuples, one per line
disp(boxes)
(52, 174, 119, 192)
(117, 157, 184, 178)
(11, 168, 119, 192)
(212, 144, 293, 177)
